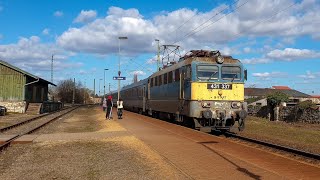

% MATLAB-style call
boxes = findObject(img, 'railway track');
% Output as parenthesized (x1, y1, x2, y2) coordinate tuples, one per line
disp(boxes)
(0, 106, 79, 152)
(224, 132, 320, 161)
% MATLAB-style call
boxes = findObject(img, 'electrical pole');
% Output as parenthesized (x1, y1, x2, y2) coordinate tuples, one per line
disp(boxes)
(51, 55, 53, 83)
(155, 39, 160, 71)
(72, 78, 75, 105)
(83, 79, 86, 104)
(93, 78, 96, 98)
(51, 54, 54, 102)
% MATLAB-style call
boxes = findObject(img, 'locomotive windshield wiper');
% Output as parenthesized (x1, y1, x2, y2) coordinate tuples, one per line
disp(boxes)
(208, 71, 218, 81)
(231, 74, 237, 82)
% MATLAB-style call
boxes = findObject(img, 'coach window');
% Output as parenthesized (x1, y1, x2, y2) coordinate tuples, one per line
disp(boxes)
(168, 71, 173, 83)
(222, 66, 241, 80)
(159, 75, 162, 86)
(175, 69, 180, 82)
(151, 78, 153, 87)
(164, 73, 168, 84)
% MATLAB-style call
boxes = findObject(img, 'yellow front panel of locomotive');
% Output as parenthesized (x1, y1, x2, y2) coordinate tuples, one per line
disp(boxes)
(191, 82, 244, 101)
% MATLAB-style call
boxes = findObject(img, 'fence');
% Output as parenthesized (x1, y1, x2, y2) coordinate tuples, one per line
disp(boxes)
(40, 101, 64, 114)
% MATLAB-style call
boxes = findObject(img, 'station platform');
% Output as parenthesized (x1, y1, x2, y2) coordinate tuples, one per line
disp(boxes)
(1, 107, 319, 179)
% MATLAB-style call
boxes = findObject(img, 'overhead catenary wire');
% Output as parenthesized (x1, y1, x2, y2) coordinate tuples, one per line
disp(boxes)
(172, 0, 248, 45)
(120, 1, 297, 85)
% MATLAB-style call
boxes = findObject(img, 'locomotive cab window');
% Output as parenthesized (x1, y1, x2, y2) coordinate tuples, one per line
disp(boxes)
(197, 65, 218, 80)
(186, 65, 191, 80)
(221, 66, 241, 80)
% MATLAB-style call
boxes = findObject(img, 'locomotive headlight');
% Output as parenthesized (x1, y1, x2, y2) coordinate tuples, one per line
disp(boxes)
(202, 102, 211, 108)
(216, 54, 224, 64)
(231, 102, 241, 109)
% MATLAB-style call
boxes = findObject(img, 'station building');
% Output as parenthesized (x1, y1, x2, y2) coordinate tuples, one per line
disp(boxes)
(0, 60, 56, 113)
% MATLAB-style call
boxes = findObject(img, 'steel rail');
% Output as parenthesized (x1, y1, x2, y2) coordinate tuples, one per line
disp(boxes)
(0, 106, 79, 152)
(0, 107, 71, 133)
(224, 132, 320, 160)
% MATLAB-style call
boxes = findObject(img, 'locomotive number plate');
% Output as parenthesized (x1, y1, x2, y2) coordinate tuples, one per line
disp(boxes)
(207, 84, 232, 89)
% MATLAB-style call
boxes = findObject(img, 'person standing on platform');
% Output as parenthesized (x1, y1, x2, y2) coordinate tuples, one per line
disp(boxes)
(117, 98, 123, 119)
(106, 96, 113, 119)
(102, 98, 107, 111)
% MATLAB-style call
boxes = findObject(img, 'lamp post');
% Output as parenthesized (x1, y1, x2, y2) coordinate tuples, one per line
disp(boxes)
(83, 79, 86, 104)
(118, 36, 128, 102)
(155, 39, 160, 72)
(104, 68, 109, 98)
(99, 78, 102, 97)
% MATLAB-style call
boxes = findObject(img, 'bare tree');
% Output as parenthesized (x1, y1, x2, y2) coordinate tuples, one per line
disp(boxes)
(56, 79, 92, 104)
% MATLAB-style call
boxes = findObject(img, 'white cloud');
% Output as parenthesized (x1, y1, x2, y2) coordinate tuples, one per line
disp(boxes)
(130, 70, 146, 75)
(54, 11, 63, 17)
(242, 58, 271, 64)
(267, 48, 320, 61)
(57, 7, 157, 55)
(42, 28, 50, 35)
(74, 10, 97, 23)
(55, 0, 320, 56)
(252, 72, 287, 80)
(243, 47, 251, 53)
(298, 71, 320, 79)
(0, 36, 76, 72)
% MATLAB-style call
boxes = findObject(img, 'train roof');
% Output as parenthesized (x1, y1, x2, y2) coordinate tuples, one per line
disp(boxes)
(118, 50, 243, 89)
(150, 50, 241, 78)
(121, 78, 149, 90)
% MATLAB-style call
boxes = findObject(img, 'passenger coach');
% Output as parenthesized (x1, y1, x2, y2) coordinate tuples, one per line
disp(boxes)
(113, 50, 248, 132)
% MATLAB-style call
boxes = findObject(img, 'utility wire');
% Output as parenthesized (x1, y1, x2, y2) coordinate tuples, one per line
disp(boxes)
(231, 2, 296, 39)
(172, 0, 248, 45)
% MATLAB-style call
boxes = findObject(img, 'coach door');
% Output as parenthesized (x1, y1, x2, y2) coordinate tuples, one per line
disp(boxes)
(179, 68, 185, 100)
(143, 86, 146, 112)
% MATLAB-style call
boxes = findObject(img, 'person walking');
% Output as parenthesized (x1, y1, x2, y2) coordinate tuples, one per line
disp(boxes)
(102, 98, 107, 111)
(117, 98, 124, 119)
(106, 96, 113, 120)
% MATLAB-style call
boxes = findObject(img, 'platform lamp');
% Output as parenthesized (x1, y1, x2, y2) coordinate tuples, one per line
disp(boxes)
(104, 68, 109, 98)
(118, 36, 128, 102)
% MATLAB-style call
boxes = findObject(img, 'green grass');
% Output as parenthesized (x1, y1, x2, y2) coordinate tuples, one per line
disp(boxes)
(238, 116, 320, 153)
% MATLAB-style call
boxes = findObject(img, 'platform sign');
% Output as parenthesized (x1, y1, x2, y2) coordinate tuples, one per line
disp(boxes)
(113, 76, 126, 80)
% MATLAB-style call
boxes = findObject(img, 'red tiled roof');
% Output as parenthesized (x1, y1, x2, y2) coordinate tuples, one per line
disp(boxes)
(310, 95, 320, 98)
(272, 86, 291, 90)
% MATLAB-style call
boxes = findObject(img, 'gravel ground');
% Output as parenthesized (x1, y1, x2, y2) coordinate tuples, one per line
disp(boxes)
(0, 114, 39, 128)
(34, 105, 112, 134)
(0, 137, 186, 179)
(0, 105, 187, 179)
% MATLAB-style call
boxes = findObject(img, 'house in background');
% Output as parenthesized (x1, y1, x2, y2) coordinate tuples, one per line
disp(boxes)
(245, 87, 311, 107)
(0, 60, 56, 113)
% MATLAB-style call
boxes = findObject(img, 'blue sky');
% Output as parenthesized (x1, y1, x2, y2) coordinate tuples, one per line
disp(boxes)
(0, 0, 319, 95)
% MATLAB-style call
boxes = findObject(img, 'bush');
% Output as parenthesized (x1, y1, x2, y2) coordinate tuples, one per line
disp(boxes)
(267, 91, 289, 107)
(298, 100, 318, 110)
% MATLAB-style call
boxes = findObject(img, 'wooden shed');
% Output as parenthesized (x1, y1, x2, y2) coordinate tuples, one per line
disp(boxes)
(0, 60, 56, 113)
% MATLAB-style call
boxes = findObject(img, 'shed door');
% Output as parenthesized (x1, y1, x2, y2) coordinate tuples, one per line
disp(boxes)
(32, 86, 37, 102)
